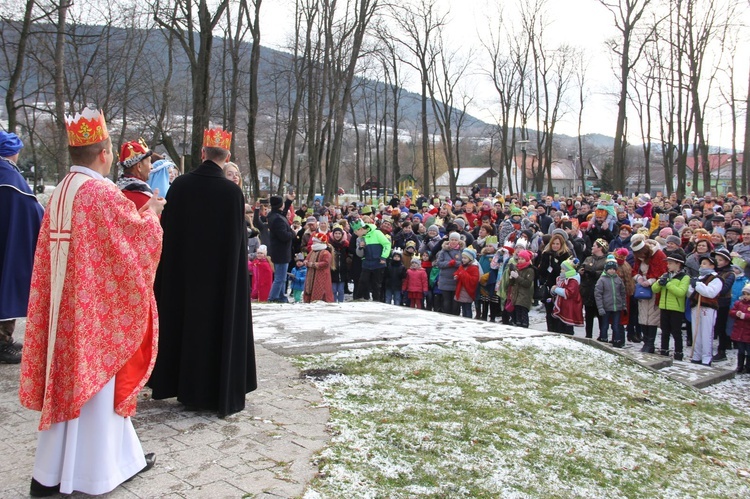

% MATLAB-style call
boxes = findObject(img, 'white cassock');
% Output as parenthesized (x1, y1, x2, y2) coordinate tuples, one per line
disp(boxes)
(32, 378, 146, 495)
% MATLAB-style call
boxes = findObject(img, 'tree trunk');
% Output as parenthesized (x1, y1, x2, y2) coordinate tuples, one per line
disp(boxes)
(54, 0, 71, 182)
(5, 0, 35, 133)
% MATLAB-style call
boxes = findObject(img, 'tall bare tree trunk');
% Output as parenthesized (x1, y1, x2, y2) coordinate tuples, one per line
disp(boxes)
(54, 0, 71, 182)
(5, 0, 35, 133)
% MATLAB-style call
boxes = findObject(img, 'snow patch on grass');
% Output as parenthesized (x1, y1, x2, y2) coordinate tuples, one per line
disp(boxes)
(296, 340, 750, 498)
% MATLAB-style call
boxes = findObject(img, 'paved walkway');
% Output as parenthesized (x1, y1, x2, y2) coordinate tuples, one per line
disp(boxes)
(0, 319, 329, 498)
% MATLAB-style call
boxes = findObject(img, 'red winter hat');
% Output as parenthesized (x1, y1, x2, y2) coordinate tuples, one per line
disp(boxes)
(312, 232, 328, 244)
(118, 139, 152, 168)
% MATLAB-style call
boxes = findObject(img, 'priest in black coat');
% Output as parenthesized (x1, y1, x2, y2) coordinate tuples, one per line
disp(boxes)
(149, 131, 256, 417)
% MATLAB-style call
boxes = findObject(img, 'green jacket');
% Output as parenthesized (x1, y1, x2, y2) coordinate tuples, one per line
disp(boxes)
(651, 272, 691, 312)
(509, 265, 535, 309)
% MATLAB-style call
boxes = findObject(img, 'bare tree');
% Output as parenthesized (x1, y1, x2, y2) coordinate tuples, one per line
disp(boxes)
(1, 0, 37, 133)
(153, 0, 230, 171)
(54, 0, 72, 181)
(599, 0, 658, 193)
(390, 0, 446, 197)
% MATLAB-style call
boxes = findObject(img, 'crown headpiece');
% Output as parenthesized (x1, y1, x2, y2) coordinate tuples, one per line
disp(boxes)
(64, 107, 109, 147)
(203, 127, 232, 149)
(118, 138, 152, 168)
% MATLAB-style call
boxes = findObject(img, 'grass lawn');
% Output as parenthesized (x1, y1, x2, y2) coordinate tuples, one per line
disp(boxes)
(295, 336, 750, 498)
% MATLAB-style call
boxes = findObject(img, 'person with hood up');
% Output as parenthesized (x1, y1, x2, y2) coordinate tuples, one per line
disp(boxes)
(595, 255, 628, 347)
(436, 232, 465, 315)
(551, 258, 584, 334)
(384, 248, 407, 305)
(454, 247, 480, 318)
(497, 206, 524, 246)
(580, 238, 609, 339)
(352, 219, 391, 301)
(508, 249, 535, 328)
(403, 258, 429, 309)
(304, 232, 334, 303)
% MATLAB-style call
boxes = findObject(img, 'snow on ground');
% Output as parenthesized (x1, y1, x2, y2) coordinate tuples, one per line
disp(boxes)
(253, 301, 750, 416)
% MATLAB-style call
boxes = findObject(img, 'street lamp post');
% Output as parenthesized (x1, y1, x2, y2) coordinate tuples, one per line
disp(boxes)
(517, 140, 529, 199)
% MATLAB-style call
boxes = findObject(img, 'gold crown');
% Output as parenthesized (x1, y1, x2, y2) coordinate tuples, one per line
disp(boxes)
(64, 107, 109, 147)
(203, 128, 232, 149)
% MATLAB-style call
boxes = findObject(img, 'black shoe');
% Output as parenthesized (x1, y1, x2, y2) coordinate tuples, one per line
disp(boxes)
(585, 334, 593, 339)
(125, 453, 156, 483)
(596, 337, 608, 342)
(674, 354, 683, 361)
(691, 359, 703, 364)
(712, 352, 727, 362)
(659, 350, 670, 357)
(737, 367, 746, 374)
(612, 342, 625, 348)
(0, 342, 21, 364)
(30, 478, 60, 497)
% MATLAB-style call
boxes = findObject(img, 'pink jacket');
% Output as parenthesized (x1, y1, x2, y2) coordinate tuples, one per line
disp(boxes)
(730, 299, 750, 343)
(402, 268, 428, 293)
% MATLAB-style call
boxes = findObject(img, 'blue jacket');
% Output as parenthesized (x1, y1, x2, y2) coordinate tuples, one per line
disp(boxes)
(289, 265, 307, 291)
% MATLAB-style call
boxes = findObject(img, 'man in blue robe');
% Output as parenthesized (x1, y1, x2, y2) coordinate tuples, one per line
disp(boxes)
(0, 131, 44, 363)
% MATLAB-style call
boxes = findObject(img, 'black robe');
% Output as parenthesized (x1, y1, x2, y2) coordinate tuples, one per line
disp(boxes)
(149, 160, 256, 417)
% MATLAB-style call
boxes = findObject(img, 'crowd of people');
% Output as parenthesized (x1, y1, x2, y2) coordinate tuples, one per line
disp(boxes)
(3, 108, 750, 496)
(247, 188, 750, 375)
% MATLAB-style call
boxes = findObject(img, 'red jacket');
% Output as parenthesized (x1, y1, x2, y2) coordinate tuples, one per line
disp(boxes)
(403, 268, 429, 293)
(730, 299, 750, 343)
(454, 263, 480, 301)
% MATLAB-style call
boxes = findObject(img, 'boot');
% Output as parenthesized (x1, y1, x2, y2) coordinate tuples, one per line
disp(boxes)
(674, 351, 683, 361)
(738, 352, 746, 374)
(0, 340, 22, 364)
(713, 350, 727, 362)
(640, 329, 655, 353)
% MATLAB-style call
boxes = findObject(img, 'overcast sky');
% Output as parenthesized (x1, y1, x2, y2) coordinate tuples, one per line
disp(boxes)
(258, 0, 749, 149)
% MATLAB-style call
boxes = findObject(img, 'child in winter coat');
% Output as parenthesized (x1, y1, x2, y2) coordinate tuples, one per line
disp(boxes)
(729, 284, 750, 374)
(651, 249, 691, 359)
(384, 248, 407, 305)
(595, 255, 628, 348)
(250, 244, 273, 302)
(476, 237, 500, 321)
(551, 258, 583, 334)
(509, 249, 535, 328)
(403, 259, 429, 309)
(454, 248, 480, 318)
(288, 254, 307, 303)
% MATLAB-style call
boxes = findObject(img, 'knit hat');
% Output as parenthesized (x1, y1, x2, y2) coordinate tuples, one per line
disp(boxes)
(560, 258, 579, 279)
(428, 224, 440, 234)
(667, 248, 686, 265)
(515, 238, 528, 249)
(410, 259, 421, 268)
(631, 234, 647, 252)
(454, 218, 466, 229)
(270, 195, 283, 209)
(614, 248, 629, 263)
(517, 250, 533, 262)
(666, 235, 681, 246)
(551, 228, 569, 241)
(462, 248, 476, 262)
(449, 232, 462, 241)
(0, 131, 23, 156)
(257, 244, 267, 253)
(659, 227, 673, 238)
(295, 252, 305, 261)
(604, 254, 618, 271)
(306, 216, 317, 224)
(742, 284, 750, 295)
(619, 224, 632, 234)
(510, 206, 523, 217)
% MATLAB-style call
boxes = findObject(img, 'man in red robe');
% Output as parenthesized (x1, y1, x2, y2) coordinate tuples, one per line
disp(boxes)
(115, 139, 154, 210)
(19, 107, 165, 497)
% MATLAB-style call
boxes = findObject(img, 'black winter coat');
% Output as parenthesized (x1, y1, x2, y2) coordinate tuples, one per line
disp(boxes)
(267, 199, 295, 264)
(150, 160, 256, 418)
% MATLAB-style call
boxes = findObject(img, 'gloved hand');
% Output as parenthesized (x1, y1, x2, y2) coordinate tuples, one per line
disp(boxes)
(738, 311, 745, 320)
(449, 259, 456, 267)
(510, 270, 519, 279)
(658, 275, 668, 286)
(690, 277, 697, 288)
